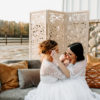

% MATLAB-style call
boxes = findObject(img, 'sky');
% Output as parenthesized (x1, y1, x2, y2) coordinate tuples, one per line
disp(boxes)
(0, 0, 99, 23)
(0, 0, 63, 23)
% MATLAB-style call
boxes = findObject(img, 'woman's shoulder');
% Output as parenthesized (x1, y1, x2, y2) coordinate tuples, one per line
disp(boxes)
(75, 59, 87, 67)
(80, 59, 86, 64)
(42, 59, 54, 66)
(42, 59, 49, 65)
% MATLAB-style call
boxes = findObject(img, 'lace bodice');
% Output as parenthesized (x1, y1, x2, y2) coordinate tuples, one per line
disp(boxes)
(40, 59, 66, 80)
(40, 59, 87, 83)
(67, 59, 87, 78)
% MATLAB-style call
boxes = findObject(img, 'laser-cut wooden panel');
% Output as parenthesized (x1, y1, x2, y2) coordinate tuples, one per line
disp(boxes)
(29, 10, 89, 60)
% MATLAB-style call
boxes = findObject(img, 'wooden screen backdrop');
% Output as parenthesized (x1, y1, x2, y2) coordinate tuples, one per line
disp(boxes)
(29, 10, 89, 60)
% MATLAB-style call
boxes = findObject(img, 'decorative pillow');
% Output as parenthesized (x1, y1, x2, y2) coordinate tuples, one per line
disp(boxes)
(86, 54, 100, 88)
(18, 69, 40, 89)
(0, 61, 28, 91)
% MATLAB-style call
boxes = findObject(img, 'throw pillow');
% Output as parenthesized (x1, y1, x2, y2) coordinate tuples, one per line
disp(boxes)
(0, 61, 28, 91)
(18, 69, 40, 89)
(86, 54, 100, 88)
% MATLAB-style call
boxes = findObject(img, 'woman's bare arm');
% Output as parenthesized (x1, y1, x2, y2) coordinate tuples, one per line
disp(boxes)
(52, 52, 70, 78)
(56, 57, 70, 78)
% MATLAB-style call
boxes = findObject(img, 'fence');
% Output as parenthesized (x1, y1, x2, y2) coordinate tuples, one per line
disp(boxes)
(0, 37, 29, 45)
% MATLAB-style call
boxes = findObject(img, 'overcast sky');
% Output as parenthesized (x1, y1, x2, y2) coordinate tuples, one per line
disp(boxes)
(0, 0, 63, 23)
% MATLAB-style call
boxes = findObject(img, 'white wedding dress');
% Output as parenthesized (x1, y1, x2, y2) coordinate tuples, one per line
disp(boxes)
(25, 59, 100, 100)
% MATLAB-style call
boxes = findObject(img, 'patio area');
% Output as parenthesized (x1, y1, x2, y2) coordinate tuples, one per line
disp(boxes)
(0, 43, 29, 62)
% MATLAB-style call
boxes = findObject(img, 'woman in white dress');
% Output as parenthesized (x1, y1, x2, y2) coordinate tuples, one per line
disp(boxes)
(25, 40, 100, 100)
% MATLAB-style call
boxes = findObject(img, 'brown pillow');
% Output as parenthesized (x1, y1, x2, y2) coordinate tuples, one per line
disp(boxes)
(18, 69, 40, 89)
(0, 61, 28, 91)
(86, 54, 100, 88)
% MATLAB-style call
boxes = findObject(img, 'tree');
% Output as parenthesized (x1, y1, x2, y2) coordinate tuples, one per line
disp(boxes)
(0, 20, 29, 37)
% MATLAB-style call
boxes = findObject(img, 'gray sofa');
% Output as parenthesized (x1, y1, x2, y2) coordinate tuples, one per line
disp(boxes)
(0, 60, 100, 100)
(0, 60, 41, 100)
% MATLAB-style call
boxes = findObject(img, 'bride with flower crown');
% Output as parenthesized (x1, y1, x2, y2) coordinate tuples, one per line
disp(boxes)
(25, 40, 100, 100)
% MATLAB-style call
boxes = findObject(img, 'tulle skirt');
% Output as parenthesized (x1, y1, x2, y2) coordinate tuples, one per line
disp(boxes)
(25, 78, 100, 100)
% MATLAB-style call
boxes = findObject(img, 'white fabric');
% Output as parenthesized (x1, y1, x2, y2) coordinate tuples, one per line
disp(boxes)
(40, 59, 66, 80)
(67, 60, 86, 79)
(25, 59, 100, 100)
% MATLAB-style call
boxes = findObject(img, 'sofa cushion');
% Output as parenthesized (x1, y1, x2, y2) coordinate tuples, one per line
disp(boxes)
(91, 88, 100, 94)
(28, 60, 41, 69)
(3, 60, 41, 69)
(0, 87, 34, 100)
(18, 69, 40, 89)
(86, 54, 100, 88)
(0, 88, 99, 100)
(0, 61, 28, 91)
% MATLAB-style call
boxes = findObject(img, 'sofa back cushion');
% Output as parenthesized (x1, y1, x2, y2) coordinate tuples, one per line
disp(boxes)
(0, 61, 28, 91)
(3, 60, 41, 69)
(28, 60, 41, 69)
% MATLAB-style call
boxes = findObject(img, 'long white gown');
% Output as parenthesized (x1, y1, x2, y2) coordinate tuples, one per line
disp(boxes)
(25, 59, 100, 100)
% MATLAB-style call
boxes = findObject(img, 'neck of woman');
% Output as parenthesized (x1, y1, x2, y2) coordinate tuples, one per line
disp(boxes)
(70, 59, 76, 64)
(42, 54, 53, 62)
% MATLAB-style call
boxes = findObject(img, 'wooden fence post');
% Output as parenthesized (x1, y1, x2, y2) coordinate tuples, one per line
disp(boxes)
(5, 34, 7, 45)
(20, 35, 22, 45)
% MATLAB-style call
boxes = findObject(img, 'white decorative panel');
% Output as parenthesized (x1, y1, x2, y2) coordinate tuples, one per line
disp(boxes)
(47, 11, 66, 55)
(65, 11, 89, 55)
(29, 10, 89, 60)
(29, 11, 46, 60)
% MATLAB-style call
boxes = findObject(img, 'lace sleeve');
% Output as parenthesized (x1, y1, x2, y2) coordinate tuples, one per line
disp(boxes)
(41, 60, 66, 79)
(67, 60, 86, 77)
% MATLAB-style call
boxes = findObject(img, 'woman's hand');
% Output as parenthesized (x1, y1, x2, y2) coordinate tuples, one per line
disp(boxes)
(51, 50, 70, 78)
(59, 54, 69, 66)
(59, 54, 66, 62)
(51, 50, 59, 60)
(63, 60, 69, 66)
